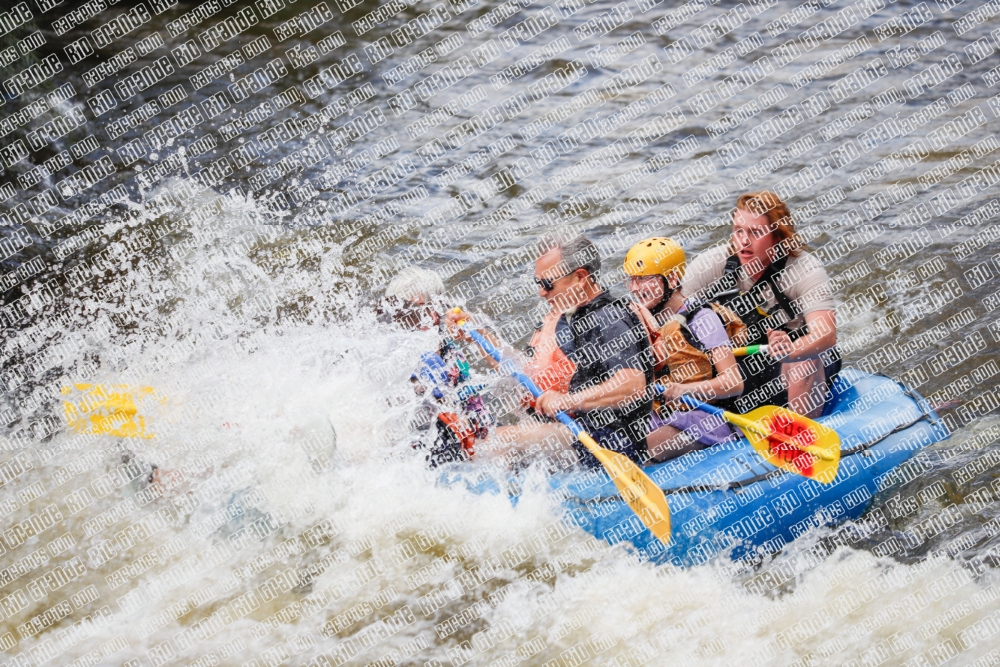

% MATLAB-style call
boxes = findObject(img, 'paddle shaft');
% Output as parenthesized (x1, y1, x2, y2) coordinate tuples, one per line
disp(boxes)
(656, 388, 804, 449)
(461, 327, 583, 437)
(460, 321, 672, 544)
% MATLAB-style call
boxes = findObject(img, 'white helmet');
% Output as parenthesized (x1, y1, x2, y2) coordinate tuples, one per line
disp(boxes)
(384, 266, 445, 305)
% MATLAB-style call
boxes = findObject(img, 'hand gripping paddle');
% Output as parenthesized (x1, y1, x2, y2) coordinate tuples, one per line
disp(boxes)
(458, 315, 671, 546)
(656, 388, 840, 483)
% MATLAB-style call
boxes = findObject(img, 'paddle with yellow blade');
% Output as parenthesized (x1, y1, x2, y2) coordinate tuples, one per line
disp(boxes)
(62, 383, 163, 438)
(656, 388, 840, 483)
(61, 382, 335, 487)
(458, 314, 671, 546)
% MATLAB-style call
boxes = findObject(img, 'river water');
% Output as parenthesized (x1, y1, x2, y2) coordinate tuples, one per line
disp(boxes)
(1, 0, 1000, 665)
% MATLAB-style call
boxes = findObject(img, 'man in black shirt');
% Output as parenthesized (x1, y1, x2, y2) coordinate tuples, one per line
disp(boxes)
(448, 235, 653, 469)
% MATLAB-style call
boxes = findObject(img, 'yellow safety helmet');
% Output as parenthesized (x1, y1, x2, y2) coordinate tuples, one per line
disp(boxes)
(624, 237, 686, 280)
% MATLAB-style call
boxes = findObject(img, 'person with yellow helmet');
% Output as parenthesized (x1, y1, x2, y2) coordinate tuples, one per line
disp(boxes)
(624, 238, 745, 462)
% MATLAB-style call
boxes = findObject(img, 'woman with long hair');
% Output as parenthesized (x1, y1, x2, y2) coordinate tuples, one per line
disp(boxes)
(682, 192, 839, 418)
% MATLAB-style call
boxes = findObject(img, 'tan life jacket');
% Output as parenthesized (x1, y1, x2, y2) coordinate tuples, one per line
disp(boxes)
(707, 301, 749, 348)
(524, 309, 577, 402)
(633, 302, 747, 383)
(657, 315, 714, 383)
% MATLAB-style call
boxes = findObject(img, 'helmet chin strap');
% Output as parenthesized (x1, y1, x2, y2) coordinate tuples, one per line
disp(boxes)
(651, 277, 675, 315)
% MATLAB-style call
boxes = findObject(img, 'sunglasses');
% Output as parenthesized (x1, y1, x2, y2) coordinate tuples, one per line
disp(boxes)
(533, 269, 575, 292)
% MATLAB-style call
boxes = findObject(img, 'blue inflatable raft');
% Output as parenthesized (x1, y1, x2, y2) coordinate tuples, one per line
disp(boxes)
(452, 369, 951, 567)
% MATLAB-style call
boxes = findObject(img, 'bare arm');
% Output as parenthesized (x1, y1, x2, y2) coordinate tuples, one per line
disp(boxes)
(660, 347, 743, 402)
(536, 368, 646, 417)
(572, 368, 646, 411)
(445, 308, 526, 370)
(705, 347, 744, 398)
(794, 310, 837, 359)
(769, 310, 837, 362)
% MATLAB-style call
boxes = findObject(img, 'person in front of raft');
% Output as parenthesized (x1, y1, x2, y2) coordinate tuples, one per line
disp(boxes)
(623, 238, 746, 462)
(379, 266, 493, 467)
(377, 265, 448, 332)
(682, 191, 839, 418)
(446, 235, 654, 470)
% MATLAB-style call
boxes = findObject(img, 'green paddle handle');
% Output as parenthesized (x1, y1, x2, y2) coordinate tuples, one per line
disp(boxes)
(734, 344, 768, 357)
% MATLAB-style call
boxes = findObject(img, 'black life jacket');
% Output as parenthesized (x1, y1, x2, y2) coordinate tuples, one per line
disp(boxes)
(711, 255, 800, 412)
(697, 255, 843, 414)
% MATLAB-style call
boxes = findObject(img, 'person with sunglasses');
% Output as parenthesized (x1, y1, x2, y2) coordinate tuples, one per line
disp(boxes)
(447, 235, 654, 470)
